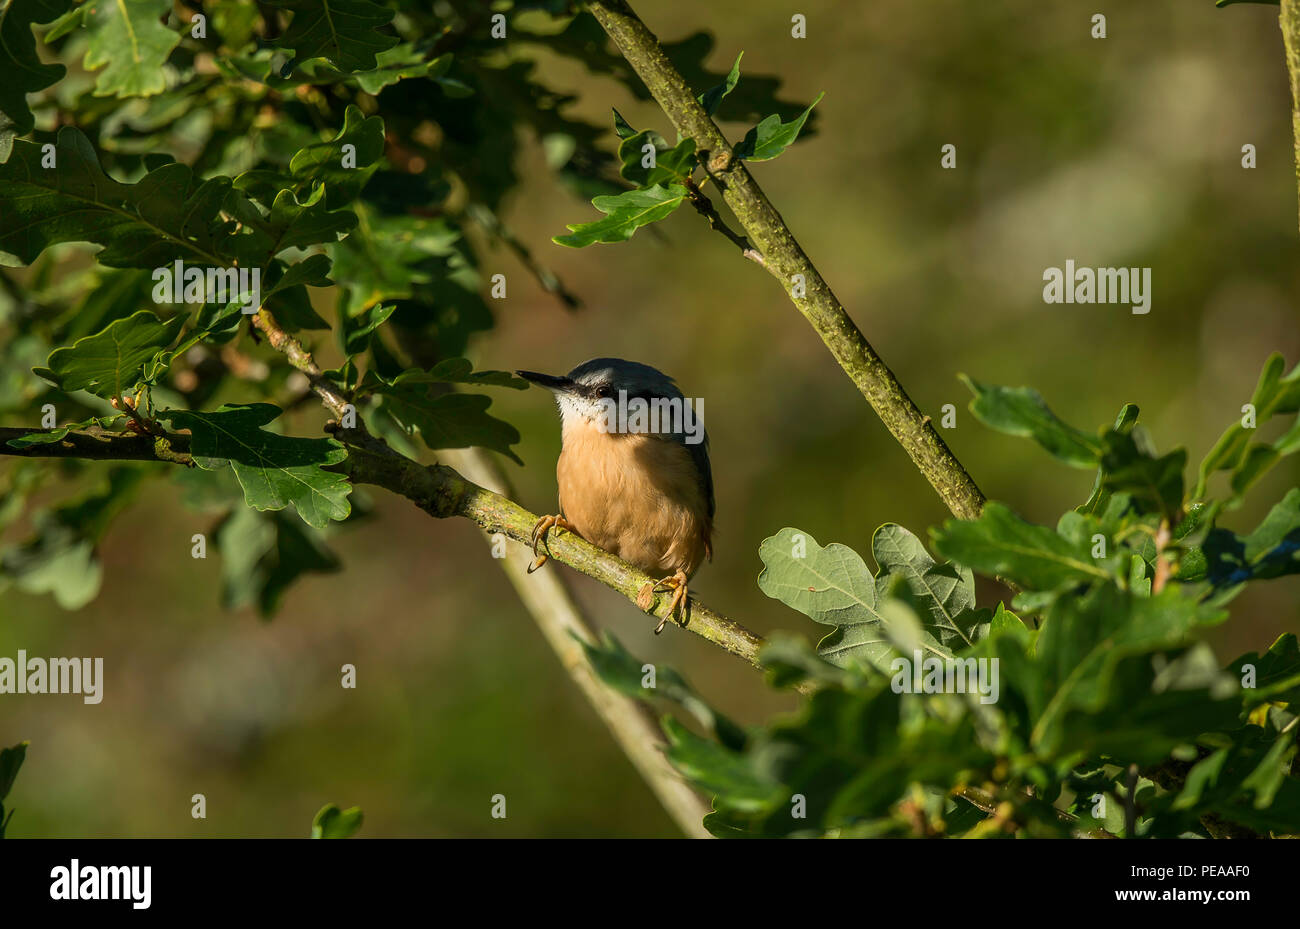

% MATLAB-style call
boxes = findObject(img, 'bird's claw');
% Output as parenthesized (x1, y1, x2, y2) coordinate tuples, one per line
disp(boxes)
(528, 514, 574, 573)
(650, 569, 690, 634)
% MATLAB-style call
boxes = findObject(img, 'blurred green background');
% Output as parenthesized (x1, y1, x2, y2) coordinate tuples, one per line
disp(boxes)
(3, 0, 1299, 837)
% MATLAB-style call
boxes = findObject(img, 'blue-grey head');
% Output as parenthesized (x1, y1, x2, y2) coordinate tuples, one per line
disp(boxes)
(517, 357, 713, 517)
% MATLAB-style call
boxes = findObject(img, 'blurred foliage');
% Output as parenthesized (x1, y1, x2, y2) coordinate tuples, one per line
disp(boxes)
(311, 801, 363, 838)
(0, 0, 1297, 837)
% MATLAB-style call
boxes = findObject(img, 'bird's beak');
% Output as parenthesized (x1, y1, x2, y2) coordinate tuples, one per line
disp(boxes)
(516, 370, 576, 393)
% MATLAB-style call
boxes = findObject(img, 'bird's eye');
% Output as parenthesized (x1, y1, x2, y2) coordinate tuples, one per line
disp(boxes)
(595, 384, 615, 400)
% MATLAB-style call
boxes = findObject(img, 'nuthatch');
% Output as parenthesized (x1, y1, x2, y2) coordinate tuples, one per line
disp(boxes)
(517, 358, 714, 633)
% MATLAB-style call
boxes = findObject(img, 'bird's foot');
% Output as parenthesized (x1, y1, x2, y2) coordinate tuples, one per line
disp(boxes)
(528, 514, 575, 573)
(649, 569, 690, 634)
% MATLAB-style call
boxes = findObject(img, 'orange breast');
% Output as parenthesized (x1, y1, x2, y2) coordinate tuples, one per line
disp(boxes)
(556, 420, 712, 577)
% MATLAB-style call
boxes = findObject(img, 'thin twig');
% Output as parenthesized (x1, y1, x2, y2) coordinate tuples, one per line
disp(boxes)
(683, 177, 765, 266)
(249, 308, 399, 460)
(1151, 520, 1172, 594)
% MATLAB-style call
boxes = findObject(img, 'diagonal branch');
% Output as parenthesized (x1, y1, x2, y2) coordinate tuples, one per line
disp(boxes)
(338, 445, 767, 664)
(0, 423, 767, 666)
(584, 0, 986, 520)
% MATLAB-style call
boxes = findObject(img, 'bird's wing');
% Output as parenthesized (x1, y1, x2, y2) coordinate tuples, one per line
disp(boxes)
(687, 430, 715, 521)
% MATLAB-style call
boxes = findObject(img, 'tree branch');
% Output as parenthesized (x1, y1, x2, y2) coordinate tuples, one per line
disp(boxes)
(584, 0, 986, 520)
(0, 427, 193, 464)
(0, 424, 767, 666)
(1283, 0, 1300, 234)
(339, 445, 767, 664)
(250, 308, 399, 460)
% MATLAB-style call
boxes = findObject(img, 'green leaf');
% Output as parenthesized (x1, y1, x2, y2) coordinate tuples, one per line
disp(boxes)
(163, 404, 352, 528)
(1024, 588, 1233, 761)
(0, 467, 141, 609)
(1161, 728, 1300, 836)
(757, 525, 986, 669)
(1241, 487, 1300, 564)
(362, 359, 529, 393)
(0, 740, 28, 838)
(41, 1, 81, 39)
(365, 363, 524, 460)
(757, 527, 885, 667)
(272, 0, 398, 74)
(353, 45, 449, 94)
(1100, 431, 1186, 523)
(611, 107, 636, 140)
(758, 634, 865, 691)
(661, 717, 779, 813)
(581, 631, 747, 750)
(0, 741, 26, 801)
(709, 679, 994, 836)
(1199, 489, 1300, 591)
(931, 502, 1113, 591)
(83, 0, 179, 97)
(960, 374, 1103, 468)
(0, 128, 231, 268)
(871, 524, 989, 652)
(262, 253, 335, 302)
(553, 184, 688, 248)
(311, 803, 363, 838)
(339, 302, 394, 357)
(328, 209, 460, 311)
(217, 507, 342, 617)
(733, 91, 824, 162)
(4, 415, 118, 448)
(377, 390, 522, 464)
(1230, 633, 1300, 709)
(42, 310, 185, 399)
(1195, 353, 1300, 499)
(232, 183, 357, 262)
(698, 51, 743, 117)
(1078, 403, 1139, 515)
(618, 131, 697, 187)
(0, 0, 73, 151)
(288, 104, 386, 209)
